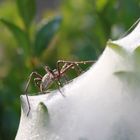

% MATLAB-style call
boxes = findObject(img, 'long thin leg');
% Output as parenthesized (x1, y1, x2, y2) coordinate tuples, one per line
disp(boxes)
(59, 63, 78, 76)
(62, 73, 69, 84)
(55, 60, 95, 97)
(57, 60, 63, 76)
(57, 60, 95, 66)
(57, 62, 78, 85)
(34, 77, 42, 88)
(26, 94, 31, 116)
(44, 65, 54, 76)
(72, 63, 83, 75)
(57, 60, 73, 77)
(55, 80, 65, 97)
(57, 60, 95, 76)
(25, 72, 42, 93)
(24, 72, 42, 116)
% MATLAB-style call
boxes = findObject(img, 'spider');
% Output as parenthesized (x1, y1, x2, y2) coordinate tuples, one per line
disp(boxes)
(24, 60, 95, 116)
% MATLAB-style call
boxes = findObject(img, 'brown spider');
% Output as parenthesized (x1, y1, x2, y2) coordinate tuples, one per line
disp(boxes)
(24, 60, 95, 116)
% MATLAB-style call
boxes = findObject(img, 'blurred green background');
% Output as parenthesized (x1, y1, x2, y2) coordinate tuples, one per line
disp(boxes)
(0, 0, 139, 139)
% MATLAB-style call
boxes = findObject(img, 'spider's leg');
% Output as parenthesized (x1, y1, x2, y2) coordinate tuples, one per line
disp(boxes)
(34, 77, 42, 88)
(55, 60, 95, 94)
(24, 72, 42, 116)
(57, 78, 63, 87)
(59, 63, 82, 77)
(57, 60, 76, 78)
(59, 60, 96, 64)
(62, 73, 70, 84)
(26, 94, 31, 116)
(57, 60, 94, 74)
(55, 80, 65, 97)
(60, 63, 75, 75)
(57, 60, 95, 67)
(25, 72, 42, 93)
(57, 60, 72, 76)
(60, 64, 71, 81)
(72, 63, 83, 75)
(44, 65, 54, 76)
(56, 60, 63, 76)
(75, 60, 96, 74)
(61, 60, 95, 75)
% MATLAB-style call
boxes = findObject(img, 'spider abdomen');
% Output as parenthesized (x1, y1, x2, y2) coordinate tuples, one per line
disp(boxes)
(40, 73, 54, 91)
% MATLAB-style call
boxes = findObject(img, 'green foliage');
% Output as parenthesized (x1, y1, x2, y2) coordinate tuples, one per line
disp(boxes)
(34, 16, 62, 56)
(0, 0, 62, 64)
(56, 0, 139, 60)
(16, 0, 36, 29)
(0, 18, 30, 53)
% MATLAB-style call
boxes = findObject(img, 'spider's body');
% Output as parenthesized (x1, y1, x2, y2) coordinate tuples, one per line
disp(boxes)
(40, 72, 54, 91)
(24, 60, 95, 116)
(40, 68, 65, 91)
